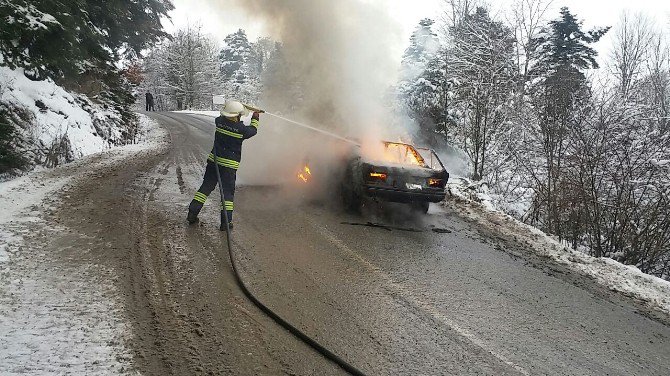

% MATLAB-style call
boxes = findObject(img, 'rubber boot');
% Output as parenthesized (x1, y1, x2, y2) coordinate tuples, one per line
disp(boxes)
(187, 209, 199, 224)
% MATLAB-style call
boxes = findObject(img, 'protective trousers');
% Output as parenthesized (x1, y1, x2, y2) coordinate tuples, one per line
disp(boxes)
(188, 160, 237, 223)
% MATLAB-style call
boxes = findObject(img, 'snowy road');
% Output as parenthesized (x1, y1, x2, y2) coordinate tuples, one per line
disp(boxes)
(44, 112, 670, 375)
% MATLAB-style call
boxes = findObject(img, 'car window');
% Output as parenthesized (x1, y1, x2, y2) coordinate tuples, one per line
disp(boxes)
(416, 148, 444, 171)
(384, 143, 427, 167)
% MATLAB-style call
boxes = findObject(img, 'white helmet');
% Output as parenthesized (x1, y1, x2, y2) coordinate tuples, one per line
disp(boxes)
(220, 100, 248, 118)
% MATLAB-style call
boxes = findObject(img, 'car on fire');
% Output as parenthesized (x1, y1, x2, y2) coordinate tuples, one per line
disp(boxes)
(340, 141, 449, 214)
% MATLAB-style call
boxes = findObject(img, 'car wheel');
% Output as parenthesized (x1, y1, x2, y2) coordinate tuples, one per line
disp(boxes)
(342, 188, 362, 213)
(410, 201, 430, 214)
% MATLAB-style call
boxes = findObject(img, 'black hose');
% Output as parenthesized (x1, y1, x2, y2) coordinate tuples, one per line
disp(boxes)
(212, 146, 366, 376)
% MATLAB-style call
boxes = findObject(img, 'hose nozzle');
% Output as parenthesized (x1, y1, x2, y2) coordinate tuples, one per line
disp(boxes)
(242, 103, 265, 113)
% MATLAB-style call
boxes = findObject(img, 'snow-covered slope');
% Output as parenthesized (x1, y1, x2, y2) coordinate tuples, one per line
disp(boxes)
(0, 65, 128, 176)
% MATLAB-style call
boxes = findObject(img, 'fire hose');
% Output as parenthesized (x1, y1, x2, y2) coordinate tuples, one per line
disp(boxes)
(243, 103, 360, 146)
(212, 144, 366, 376)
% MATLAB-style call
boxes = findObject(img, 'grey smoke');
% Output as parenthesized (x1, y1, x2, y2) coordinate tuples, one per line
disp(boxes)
(229, 0, 406, 138)
(219, 0, 420, 186)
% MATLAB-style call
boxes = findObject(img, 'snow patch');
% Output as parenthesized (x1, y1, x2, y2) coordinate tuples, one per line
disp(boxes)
(4, 4, 61, 30)
(172, 109, 219, 117)
(0, 114, 166, 373)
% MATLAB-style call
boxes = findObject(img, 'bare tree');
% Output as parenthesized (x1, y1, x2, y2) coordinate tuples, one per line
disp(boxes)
(644, 31, 670, 130)
(442, 0, 481, 30)
(448, 7, 517, 180)
(509, 0, 553, 91)
(609, 12, 653, 96)
(141, 25, 221, 110)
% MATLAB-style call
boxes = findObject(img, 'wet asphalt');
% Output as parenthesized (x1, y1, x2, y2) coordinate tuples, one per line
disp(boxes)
(134, 112, 670, 375)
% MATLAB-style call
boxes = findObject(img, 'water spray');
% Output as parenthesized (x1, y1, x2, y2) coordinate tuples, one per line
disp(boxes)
(267, 113, 360, 145)
(243, 103, 359, 146)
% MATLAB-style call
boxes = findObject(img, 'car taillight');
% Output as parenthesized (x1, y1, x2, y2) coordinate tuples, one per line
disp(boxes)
(369, 172, 387, 181)
(428, 178, 443, 188)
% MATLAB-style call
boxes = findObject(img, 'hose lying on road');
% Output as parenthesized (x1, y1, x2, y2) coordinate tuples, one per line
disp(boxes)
(212, 146, 366, 376)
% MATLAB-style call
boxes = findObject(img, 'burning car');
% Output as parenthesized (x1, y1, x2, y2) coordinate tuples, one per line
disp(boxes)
(340, 141, 449, 214)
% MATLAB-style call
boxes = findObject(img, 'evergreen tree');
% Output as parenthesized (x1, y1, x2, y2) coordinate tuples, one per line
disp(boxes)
(398, 18, 441, 143)
(400, 19, 440, 83)
(247, 37, 275, 79)
(260, 41, 303, 112)
(218, 29, 269, 103)
(0, 108, 27, 173)
(0, 0, 173, 81)
(219, 29, 252, 81)
(529, 7, 609, 237)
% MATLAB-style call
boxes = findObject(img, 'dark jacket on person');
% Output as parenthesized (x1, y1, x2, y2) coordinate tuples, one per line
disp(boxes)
(207, 116, 259, 170)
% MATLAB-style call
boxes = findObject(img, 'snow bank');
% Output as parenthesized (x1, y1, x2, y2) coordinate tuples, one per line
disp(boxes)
(446, 177, 670, 317)
(172, 109, 219, 117)
(0, 65, 128, 174)
(0, 114, 166, 374)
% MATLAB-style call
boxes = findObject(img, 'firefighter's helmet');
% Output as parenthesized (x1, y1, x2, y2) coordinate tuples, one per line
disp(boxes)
(220, 100, 248, 118)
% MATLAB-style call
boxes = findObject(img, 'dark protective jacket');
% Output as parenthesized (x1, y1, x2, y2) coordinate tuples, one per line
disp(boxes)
(208, 116, 259, 170)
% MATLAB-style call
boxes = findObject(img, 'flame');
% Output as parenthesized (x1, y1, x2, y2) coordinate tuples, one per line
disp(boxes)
(361, 141, 425, 167)
(297, 164, 312, 183)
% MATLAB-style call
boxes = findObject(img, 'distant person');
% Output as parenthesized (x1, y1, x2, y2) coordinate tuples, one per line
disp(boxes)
(145, 92, 155, 111)
(187, 100, 261, 230)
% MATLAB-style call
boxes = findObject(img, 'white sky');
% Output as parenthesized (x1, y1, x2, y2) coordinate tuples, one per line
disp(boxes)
(164, 0, 670, 64)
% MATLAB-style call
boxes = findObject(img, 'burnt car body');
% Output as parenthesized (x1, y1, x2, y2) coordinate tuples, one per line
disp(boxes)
(341, 142, 449, 213)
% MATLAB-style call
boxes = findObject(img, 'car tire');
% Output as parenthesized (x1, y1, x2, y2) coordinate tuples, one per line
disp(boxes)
(343, 188, 362, 213)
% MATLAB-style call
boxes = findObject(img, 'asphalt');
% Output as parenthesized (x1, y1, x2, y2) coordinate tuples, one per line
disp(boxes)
(56, 111, 670, 375)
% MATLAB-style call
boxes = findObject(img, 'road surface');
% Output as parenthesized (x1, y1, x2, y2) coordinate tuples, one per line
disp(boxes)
(50, 112, 670, 375)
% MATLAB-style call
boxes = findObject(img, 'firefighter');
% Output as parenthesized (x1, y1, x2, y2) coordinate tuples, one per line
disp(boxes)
(187, 100, 260, 230)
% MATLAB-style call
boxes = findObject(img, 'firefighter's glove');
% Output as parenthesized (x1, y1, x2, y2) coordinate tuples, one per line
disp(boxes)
(252, 112, 261, 121)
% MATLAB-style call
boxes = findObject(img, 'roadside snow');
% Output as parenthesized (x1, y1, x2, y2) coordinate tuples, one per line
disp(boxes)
(0, 114, 166, 374)
(0, 65, 127, 172)
(172, 110, 219, 117)
(446, 177, 670, 317)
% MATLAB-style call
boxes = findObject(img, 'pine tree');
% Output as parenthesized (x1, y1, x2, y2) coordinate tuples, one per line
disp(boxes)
(218, 30, 270, 103)
(529, 7, 609, 237)
(260, 41, 303, 112)
(247, 37, 275, 79)
(400, 19, 440, 83)
(0, 0, 173, 81)
(219, 29, 252, 81)
(0, 108, 27, 173)
(398, 18, 441, 143)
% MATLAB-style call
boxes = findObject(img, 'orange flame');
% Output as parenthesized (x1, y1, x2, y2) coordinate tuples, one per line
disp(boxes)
(362, 141, 425, 167)
(297, 164, 311, 183)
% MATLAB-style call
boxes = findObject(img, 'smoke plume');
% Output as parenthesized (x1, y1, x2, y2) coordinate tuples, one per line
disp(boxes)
(217, 0, 415, 187)
(230, 0, 404, 138)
